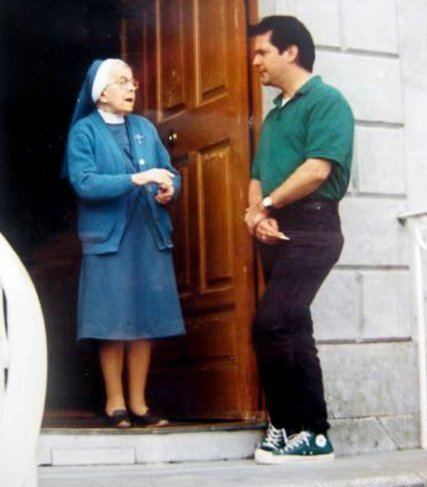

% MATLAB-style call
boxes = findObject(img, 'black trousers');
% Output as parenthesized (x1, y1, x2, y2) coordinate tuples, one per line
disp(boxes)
(252, 197, 344, 434)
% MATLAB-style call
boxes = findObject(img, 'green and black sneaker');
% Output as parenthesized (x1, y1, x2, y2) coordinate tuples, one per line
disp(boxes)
(264, 430, 334, 464)
(254, 423, 288, 463)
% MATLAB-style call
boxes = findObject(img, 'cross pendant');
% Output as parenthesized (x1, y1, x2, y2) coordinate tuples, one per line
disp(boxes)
(135, 133, 144, 144)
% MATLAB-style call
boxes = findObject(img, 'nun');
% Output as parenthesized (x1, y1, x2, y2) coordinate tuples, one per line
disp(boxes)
(64, 59, 185, 428)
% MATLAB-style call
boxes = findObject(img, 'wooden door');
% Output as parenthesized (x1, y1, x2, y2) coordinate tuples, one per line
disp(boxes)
(122, 0, 258, 420)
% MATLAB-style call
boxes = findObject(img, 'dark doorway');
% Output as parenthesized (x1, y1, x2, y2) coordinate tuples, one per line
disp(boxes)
(0, 0, 123, 416)
(0, 0, 261, 425)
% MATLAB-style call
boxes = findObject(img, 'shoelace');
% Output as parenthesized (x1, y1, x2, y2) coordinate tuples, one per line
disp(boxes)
(262, 423, 286, 448)
(284, 430, 311, 452)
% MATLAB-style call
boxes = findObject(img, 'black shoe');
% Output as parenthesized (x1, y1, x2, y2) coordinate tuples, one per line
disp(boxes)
(103, 409, 131, 428)
(130, 409, 169, 427)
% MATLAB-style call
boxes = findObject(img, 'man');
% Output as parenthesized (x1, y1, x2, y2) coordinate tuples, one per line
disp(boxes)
(245, 16, 354, 464)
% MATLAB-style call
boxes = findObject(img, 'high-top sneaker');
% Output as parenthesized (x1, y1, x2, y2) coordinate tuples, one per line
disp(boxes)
(267, 430, 334, 464)
(255, 423, 288, 464)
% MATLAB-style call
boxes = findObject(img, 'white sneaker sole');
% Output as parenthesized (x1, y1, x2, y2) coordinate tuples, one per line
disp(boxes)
(255, 448, 278, 464)
(259, 452, 335, 465)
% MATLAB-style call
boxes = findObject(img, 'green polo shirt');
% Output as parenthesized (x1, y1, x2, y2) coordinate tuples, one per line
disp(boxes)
(252, 75, 354, 201)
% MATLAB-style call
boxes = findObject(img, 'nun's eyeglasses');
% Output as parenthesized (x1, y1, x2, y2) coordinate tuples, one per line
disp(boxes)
(108, 76, 140, 90)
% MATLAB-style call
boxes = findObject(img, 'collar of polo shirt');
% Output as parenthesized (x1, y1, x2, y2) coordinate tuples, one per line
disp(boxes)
(274, 75, 322, 108)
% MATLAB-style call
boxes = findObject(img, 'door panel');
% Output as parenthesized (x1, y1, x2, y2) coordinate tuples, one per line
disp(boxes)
(196, 0, 229, 103)
(122, 0, 258, 419)
(159, 0, 190, 116)
(198, 143, 234, 290)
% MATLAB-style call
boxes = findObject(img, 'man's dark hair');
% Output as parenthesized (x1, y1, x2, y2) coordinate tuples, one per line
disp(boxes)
(248, 15, 315, 72)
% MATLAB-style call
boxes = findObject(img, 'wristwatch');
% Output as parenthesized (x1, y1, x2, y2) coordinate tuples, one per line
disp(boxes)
(261, 196, 273, 210)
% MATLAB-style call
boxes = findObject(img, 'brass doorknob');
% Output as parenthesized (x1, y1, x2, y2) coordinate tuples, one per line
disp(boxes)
(167, 130, 178, 148)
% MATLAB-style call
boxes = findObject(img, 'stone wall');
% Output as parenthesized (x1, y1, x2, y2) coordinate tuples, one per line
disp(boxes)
(256, 0, 427, 454)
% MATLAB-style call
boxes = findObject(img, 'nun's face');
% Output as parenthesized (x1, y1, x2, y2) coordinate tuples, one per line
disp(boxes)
(99, 65, 137, 115)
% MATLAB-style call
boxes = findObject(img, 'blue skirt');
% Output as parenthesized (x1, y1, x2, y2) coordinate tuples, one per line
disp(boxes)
(77, 199, 185, 340)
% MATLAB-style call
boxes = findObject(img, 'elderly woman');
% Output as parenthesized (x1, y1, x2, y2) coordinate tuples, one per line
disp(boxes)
(64, 59, 185, 428)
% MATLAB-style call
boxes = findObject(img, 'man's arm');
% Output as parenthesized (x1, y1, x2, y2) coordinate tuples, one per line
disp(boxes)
(248, 179, 263, 207)
(245, 158, 332, 234)
(245, 179, 267, 235)
(269, 158, 332, 208)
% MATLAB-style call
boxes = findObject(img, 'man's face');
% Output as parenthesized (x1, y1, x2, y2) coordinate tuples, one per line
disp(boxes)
(252, 32, 294, 87)
(99, 64, 137, 115)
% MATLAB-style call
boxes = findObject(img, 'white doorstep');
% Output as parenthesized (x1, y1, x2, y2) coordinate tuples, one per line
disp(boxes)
(38, 428, 263, 466)
(52, 447, 136, 466)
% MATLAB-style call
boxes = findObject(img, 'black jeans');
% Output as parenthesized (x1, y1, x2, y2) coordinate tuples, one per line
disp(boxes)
(252, 197, 344, 434)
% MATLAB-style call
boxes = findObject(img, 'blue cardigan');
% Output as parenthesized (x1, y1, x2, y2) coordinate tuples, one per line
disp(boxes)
(65, 111, 181, 255)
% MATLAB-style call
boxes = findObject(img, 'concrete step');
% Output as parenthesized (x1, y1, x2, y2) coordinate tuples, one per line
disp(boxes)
(38, 449, 427, 487)
(38, 417, 421, 467)
(38, 422, 264, 466)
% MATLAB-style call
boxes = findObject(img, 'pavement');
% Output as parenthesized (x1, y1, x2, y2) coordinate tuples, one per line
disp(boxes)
(38, 449, 427, 487)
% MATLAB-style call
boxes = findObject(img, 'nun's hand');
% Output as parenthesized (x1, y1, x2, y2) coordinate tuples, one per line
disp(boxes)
(155, 184, 174, 205)
(132, 169, 175, 187)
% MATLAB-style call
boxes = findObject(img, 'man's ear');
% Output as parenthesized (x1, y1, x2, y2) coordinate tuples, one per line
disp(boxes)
(284, 45, 299, 64)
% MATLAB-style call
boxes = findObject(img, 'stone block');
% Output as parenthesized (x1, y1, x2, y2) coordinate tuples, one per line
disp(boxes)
(342, 0, 399, 54)
(379, 414, 420, 450)
(274, 0, 294, 15)
(355, 126, 407, 195)
(37, 437, 52, 466)
(315, 52, 404, 124)
(258, 0, 278, 18)
(52, 448, 136, 466)
(397, 0, 427, 211)
(347, 172, 356, 195)
(421, 253, 427, 304)
(339, 197, 408, 267)
(396, 0, 427, 85)
(319, 342, 418, 418)
(312, 270, 361, 341)
(38, 430, 263, 466)
(39, 434, 137, 467)
(361, 270, 412, 339)
(39, 433, 137, 449)
(330, 418, 396, 456)
(293, 0, 341, 48)
(135, 431, 261, 463)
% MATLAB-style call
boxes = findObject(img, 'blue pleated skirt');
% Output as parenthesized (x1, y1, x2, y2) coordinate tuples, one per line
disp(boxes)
(77, 199, 185, 340)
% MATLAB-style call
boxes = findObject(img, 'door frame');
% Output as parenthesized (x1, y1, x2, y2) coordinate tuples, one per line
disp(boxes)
(246, 0, 267, 419)
(245, 0, 266, 303)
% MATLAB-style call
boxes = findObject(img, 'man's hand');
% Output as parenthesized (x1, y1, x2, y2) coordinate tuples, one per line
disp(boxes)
(256, 218, 290, 245)
(155, 183, 174, 205)
(244, 203, 269, 235)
